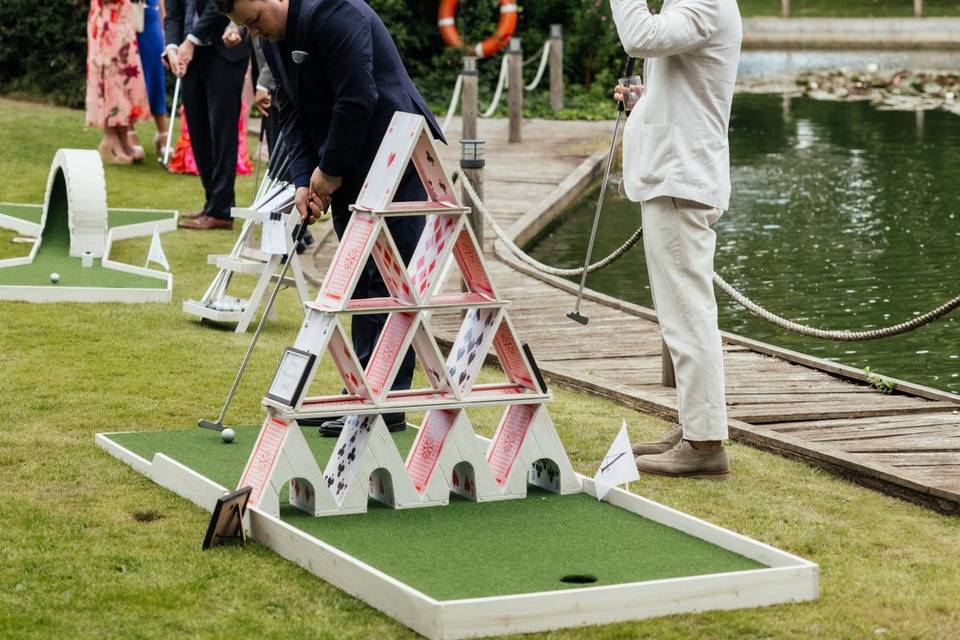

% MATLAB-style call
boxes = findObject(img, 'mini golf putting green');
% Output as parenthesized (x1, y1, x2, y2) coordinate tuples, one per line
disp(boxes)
(107, 427, 763, 601)
(0, 203, 170, 289)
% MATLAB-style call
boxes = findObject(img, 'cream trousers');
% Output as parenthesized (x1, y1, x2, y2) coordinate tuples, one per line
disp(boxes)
(641, 196, 729, 441)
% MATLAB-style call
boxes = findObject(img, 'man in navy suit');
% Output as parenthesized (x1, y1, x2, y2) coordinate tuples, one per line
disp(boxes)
(165, 0, 251, 230)
(215, 0, 445, 435)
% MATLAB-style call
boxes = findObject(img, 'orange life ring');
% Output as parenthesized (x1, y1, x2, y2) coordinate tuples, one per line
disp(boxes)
(438, 0, 518, 59)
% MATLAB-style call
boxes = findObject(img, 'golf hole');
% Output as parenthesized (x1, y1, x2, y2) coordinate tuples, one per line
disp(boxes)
(560, 574, 598, 584)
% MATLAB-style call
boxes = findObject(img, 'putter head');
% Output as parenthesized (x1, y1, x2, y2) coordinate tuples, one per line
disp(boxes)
(198, 419, 224, 432)
(567, 311, 589, 325)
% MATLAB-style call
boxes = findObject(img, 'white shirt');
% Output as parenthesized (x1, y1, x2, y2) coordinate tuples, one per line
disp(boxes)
(610, 0, 742, 210)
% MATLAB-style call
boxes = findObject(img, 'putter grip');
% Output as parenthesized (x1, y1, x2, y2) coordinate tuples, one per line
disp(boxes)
(618, 55, 636, 112)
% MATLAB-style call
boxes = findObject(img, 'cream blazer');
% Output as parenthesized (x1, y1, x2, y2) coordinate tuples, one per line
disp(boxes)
(610, 0, 742, 210)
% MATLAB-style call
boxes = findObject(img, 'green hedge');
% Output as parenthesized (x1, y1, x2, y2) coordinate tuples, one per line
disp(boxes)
(0, 0, 625, 109)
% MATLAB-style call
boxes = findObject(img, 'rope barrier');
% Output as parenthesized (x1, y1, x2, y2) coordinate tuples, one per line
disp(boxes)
(480, 56, 509, 118)
(440, 73, 463, 134)
(524, 41, 551, 91)
(453, 170, 960, 340)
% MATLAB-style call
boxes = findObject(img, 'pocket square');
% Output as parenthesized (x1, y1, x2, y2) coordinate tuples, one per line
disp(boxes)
(291, 50, 308, 64)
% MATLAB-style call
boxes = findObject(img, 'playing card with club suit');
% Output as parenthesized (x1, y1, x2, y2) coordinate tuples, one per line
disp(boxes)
(322, 414, 376, 505)
(411, 133, 457, 206)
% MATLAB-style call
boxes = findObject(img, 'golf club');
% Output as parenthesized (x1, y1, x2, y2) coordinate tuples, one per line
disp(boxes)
(252, 119, 266, 201)
(567, 55, 636, 325)
(199, 218, 310, 432)
(162, 76, 181, 166)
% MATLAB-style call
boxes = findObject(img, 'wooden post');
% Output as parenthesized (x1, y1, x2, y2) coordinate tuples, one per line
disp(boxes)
(549, 24, 564, 111)
(508, 38, 523, 143)
(781, 0, 790, 18)
(914, 0, 923, 16)
(460, 140, 485, 253)
(461, 56, 478, 141)
(661, 338, 676, 388)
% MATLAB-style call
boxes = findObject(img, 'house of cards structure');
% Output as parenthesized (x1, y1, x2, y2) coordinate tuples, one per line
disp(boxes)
(239, 113, 580, 518)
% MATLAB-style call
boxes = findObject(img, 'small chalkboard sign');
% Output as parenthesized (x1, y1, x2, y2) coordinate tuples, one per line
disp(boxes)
(202, 486, 252, 550)
(266, 347, 316, 406)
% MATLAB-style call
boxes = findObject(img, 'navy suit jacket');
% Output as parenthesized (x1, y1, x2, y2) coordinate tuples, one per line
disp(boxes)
(164, 0, 250, 63)
(264, 0, 445, 190)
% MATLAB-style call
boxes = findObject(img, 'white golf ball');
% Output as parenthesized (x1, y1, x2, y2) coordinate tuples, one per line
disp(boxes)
(221, 428, 236, 444)
(49, 272, 60, 284)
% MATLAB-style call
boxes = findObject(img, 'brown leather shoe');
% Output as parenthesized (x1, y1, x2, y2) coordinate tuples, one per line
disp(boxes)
(632, 424, 683, 456)
(635, 440, 730, 478)
(178, 214, 233, 230)
(178, 209, 206, 221)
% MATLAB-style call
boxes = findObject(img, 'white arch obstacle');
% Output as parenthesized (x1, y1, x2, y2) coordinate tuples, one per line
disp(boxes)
(0, 149, 177, 303)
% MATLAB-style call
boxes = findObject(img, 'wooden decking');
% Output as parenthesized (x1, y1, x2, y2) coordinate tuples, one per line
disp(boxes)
(304, 116, 960, 515)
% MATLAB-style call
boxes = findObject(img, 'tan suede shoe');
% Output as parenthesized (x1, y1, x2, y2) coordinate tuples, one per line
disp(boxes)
(635, 440, 730, 478)
(631, 424, 683, 456)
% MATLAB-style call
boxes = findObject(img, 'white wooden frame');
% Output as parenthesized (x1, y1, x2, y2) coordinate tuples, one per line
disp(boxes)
(95, 431, 819, 640)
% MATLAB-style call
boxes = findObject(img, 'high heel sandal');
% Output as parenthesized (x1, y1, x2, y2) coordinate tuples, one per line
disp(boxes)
(98, 139, 133, 166)
(154, 131, 169, 160)
(126, 130, 145, 164)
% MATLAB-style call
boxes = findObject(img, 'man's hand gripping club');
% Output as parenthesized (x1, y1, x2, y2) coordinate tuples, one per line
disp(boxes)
(295, 167, 342, 223)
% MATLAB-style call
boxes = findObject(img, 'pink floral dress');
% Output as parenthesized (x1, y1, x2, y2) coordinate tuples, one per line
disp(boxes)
(85, 0, 150, 128)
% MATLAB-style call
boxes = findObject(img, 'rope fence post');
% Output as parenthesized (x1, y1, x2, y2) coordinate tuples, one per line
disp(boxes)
(460, 140, 486, 253)
(508, 38, 523, 143)
(915, 0, 924, 17)
(781, 0, 790, 18)
(462, 57, 478, 141)
(549, 24, 564, 111)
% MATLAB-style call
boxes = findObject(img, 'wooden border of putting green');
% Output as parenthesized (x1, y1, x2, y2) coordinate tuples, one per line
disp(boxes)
(95, 431, 818, 639)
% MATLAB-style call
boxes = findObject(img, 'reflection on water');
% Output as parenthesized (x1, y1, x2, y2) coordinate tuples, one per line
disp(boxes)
(528, 94, 960, 391)
(739, 49, 960, 78)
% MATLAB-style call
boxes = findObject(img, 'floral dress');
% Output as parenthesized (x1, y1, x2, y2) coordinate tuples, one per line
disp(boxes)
(85, 0, 150, 128)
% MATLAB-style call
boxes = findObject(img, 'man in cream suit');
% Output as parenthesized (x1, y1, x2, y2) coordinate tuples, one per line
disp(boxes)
(610, 0, 741, 476)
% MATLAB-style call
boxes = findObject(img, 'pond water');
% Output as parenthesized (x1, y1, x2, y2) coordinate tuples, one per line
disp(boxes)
(738, 49, 960, 78)
(527, 93, 960, 392)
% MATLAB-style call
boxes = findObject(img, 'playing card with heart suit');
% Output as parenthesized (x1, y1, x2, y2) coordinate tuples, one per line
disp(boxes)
(322, 414, 376, 505)
(371, 228, 417, 304)
(356, 112, 423, 212)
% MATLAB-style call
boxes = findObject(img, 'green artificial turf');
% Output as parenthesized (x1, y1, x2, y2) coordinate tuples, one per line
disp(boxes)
(0, 178, 166, 288)
(0, 202, 42, 224)
(106, 427, 763, 600)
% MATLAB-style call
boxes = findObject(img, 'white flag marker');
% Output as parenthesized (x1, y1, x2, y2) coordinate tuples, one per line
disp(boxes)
(593, 420, 640, 501)
(145, 228, 170, 271)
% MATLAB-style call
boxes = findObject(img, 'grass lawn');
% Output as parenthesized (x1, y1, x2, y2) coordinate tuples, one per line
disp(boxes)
(2, 96, 960, 639)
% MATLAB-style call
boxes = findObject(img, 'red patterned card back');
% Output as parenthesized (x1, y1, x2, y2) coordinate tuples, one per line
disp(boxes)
(492, 320, 537, 390)
(321, 214, 376, 304)
(452, 228, 495, 298)
(239, 416, 290, 506)
(365, 312, 417, 397)
(406, 409, 457, 492)
(487, 405, 536, 486)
